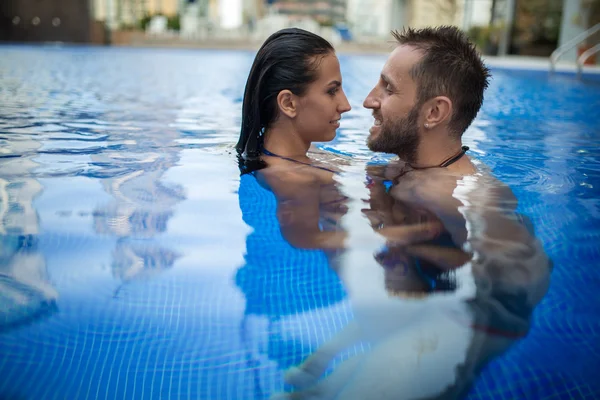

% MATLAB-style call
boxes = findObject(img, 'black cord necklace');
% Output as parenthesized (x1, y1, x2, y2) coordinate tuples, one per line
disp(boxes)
(410, 146, 470, 170)
(395, 146, 469, 179)
(262, 148, 337, 173)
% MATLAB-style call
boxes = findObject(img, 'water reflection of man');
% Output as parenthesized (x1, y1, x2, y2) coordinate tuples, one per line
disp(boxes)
(274, 164, 551, 400)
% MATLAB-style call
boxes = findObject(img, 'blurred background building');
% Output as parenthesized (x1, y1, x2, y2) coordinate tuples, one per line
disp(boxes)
(268, 0, 346, 24)
(0, 0, 94, 43)
(1, 0, 598, 62)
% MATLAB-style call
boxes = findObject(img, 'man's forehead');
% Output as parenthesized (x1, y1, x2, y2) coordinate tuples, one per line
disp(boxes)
(383, 45, 423, 82)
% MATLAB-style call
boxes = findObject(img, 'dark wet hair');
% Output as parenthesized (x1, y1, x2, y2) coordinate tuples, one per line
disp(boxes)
(391, 26, 491, 137)
(236, 28, 334, 173)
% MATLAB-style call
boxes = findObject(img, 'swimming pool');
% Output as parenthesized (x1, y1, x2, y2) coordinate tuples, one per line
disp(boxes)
(0, 45, 599, 399)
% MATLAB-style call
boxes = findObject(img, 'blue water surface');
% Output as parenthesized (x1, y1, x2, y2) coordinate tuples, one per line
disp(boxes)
(0, 45, 599, 400)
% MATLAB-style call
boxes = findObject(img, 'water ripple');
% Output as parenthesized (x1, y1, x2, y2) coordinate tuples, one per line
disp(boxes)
(0, 45, 599, 400)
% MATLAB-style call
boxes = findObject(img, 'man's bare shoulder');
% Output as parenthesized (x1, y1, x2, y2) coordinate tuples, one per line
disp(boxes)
(390, 167, 517, 209)
(389, 168, 459, 203)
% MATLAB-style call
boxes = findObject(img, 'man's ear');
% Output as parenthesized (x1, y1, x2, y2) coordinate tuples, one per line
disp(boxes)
(277, 90, 297, 119)
(422, 96, 452, 130)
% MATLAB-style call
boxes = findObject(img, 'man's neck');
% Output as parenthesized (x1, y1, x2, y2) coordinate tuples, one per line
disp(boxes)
(411, 132, 466, 169)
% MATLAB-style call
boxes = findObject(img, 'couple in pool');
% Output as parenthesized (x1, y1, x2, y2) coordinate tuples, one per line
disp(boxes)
(236, 26, 552, 400)
(237, 25, 483, 249)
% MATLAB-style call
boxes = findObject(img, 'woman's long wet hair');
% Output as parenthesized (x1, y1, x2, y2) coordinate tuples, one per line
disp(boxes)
(236, 28, 334, 174)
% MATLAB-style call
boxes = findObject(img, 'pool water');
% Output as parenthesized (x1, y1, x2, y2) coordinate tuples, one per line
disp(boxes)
(0, 45, 599, 400)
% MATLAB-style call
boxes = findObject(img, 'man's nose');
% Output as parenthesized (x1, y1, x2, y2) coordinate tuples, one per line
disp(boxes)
(363, 89, 379, 109)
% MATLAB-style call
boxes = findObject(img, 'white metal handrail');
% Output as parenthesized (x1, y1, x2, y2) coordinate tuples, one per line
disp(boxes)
(550, 23, 600, 73)
(576, 43, 600, 79)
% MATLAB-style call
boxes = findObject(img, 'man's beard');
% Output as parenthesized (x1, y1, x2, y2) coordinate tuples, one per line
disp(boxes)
(367, 107, 420, 164)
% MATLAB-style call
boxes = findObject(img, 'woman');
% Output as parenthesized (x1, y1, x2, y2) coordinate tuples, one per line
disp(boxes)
(237, 28, 351, 171)
(234, 28, 353, 397)
(236, 27, 353, 249)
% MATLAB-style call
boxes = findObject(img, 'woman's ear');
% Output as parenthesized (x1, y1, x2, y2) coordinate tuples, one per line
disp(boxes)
(277, 90, 297, 119)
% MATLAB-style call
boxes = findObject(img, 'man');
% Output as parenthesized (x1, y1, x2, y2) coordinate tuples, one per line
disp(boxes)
(365, 25, 485, 177)
(271, 26, 552, 400)
(361, 26, 549, 283)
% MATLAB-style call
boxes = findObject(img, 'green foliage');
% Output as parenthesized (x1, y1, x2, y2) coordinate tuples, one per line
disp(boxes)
(139, 13, 153, 30)
(467, 26, 487, 49)
(516, 0, 563, 44)
(467, 24, 503, 54)
(317, 18, 335, 27)
(137, 13, 180, 32)
(167, 15, 180, 31)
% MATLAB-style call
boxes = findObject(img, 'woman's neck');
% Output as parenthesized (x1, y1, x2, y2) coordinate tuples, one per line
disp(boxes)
(263, 123, 310, 159)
